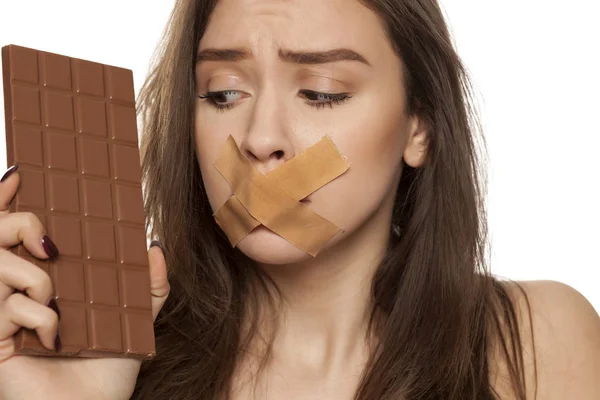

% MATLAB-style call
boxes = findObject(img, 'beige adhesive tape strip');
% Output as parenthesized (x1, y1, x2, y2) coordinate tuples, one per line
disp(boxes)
(213, 195, 261, 245)
(213, 135, 350, 257)
(264, 135, 350, 201)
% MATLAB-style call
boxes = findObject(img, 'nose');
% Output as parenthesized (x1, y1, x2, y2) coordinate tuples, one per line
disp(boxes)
(239, 87, 293, 174)
(241, 136, 286, 171)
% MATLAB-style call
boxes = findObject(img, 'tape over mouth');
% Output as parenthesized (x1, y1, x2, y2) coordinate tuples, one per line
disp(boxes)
(212, 134, 350, 257)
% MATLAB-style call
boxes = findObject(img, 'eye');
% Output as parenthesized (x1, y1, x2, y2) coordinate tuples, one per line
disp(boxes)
(197, 89, 352, 112)
(299, 90, 352, 110)
(197, 90, 244, 111)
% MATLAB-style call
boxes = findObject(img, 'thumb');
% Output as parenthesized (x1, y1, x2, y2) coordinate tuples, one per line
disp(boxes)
(148, 241, 170, 321)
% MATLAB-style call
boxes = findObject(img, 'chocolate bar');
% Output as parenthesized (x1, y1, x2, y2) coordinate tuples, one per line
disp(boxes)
(1, 44, 155, 359)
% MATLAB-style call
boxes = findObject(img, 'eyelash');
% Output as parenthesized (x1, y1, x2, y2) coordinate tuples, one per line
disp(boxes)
(197, 89, 352, 112)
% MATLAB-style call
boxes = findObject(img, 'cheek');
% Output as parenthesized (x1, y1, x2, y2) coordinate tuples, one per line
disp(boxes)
(194, 110, 233, 212)
(316, 105, 406, 229)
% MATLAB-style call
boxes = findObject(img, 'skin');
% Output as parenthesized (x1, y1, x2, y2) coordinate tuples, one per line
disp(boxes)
(193, 0, 426, 397)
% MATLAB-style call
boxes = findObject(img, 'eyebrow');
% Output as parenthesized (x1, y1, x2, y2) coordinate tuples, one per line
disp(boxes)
(196, 47, 371, 67)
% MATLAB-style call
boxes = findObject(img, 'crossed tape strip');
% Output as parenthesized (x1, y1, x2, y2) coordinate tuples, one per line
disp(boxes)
(213, 134, 350, 257)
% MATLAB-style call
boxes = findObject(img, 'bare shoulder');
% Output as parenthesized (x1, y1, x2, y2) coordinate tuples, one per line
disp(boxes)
(497, 280, 600, 399)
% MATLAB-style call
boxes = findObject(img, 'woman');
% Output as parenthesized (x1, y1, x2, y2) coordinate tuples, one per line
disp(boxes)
(0, 0, 598, 399)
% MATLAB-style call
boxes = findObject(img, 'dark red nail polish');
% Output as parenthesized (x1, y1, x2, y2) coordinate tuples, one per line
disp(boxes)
(41, 235, 59, 260)
(46, 297, 60, 320)
(0, 165, 18, 182)
(150, 240, 163, 252)
(54, 332, 61, 352)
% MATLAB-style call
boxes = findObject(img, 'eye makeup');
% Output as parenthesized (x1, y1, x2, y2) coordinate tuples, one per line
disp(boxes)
(198, 89, 352, 112)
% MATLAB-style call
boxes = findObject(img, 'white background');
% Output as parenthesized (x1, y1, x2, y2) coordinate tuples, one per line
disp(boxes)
(0, 1, 598, 313)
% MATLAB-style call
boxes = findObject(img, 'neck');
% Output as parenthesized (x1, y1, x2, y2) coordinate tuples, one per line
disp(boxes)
(254, 205, 392, 378)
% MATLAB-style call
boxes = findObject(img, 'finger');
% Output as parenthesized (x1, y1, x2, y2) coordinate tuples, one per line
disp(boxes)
(148, 242, 170, 322)
(0, 212, 57, 260)
(0, 292, 58, 350)
(0, 336, 15, 363)
(0, 166, 20, 215)
(0, 249, 54, 304)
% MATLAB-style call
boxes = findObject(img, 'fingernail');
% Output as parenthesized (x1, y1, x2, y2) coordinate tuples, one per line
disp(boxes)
(41, 235, 59, 260)
(0, 165, 18, 182)
(54, 332, 61, 352)
(46, 297, 60, 320)
(150, 240, 163, 252)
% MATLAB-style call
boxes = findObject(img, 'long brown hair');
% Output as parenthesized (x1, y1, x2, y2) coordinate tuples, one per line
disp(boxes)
(132, 0, 538, 398)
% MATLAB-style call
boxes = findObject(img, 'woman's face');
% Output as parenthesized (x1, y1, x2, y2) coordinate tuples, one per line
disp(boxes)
(194, 0, 426, 265)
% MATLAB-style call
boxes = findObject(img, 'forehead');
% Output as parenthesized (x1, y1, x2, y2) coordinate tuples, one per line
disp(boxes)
(200, 0, 393, 61)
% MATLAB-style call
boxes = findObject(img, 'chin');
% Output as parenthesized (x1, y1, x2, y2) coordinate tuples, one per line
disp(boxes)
(235, 226, 317, 265)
